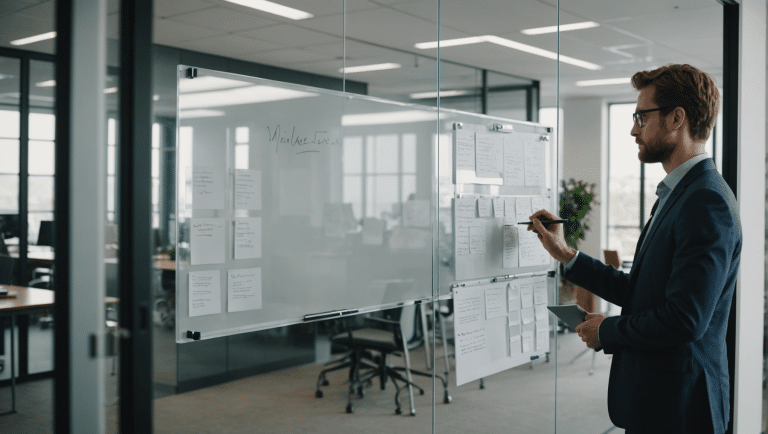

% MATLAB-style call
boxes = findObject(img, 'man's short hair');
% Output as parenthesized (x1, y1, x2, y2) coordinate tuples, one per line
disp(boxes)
(631, 64, 719, 142)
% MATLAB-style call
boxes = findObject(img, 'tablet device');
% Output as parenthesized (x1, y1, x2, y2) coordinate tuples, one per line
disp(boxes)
(547, 304, 588, 329)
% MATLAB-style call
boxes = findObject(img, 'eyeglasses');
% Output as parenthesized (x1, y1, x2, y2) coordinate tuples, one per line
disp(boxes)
(632, 106, 675, 128)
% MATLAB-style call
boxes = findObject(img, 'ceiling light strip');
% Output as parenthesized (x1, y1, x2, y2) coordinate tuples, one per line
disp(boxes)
(224, 0, 313, 20)
(575, 77, 631, 87)
(521, 21, 599, 36)
(415, 35, 602, 71)
(10, 31, 57, 46)
(340, 63, 401, 74)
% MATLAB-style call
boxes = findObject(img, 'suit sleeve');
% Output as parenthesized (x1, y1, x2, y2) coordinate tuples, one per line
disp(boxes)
(563, 251, 630, 307)
(599, 189, 739, 354)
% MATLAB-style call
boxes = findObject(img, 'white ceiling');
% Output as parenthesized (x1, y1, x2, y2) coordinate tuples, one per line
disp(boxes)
(0, 0, 725, 106)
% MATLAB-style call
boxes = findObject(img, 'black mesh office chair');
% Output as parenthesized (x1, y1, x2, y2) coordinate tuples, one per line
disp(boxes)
(315, 302, 450, 416)
(29, 221, 54, 289)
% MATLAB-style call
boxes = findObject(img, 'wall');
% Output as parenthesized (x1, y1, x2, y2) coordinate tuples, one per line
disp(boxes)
(560, 97, 608, 262)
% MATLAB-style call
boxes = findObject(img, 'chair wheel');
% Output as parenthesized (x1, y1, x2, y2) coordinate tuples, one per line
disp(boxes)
(346, 403, 355, 414)
(444, 394, 452, 404)
(419, 389, 424, 395)
(395, 408, 402, 415)
(358, 387, 365, 398)
(315, 390, 323, 398)
(322, 379, 329, 386)
(410, 409, 416, 416)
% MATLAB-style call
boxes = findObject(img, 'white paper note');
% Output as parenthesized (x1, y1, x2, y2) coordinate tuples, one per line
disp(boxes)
(477, 198, 492, 217)
(469, 226, 486, 254)
(531, 196, 550, 215)
(515, 197, 533, 223)
(518, 229, 550, 267)
(536, 319, 550, 351)
(189, 270, 221, 317)
(508, 282, 521, 310)
(492, 197, 504, 217)
(455, 129, 475, 171)
(521, 307, 535, 324)
(455, 290, 484, 325)
(533, 276, 548, 305)
(520, 281, 534, 308)
(234, 217, 261, 260)
(190, 218, 226, 265)
(510, 335, 522, 356)
(485, 284, 507, 320)
(503, 133, 525, 186)
(504, 197, 515, 218)
(522, 331, 534, 353)
(524, 135, 546, 187)
(362, 218, 384, 245)
(227, 268, 262, 312)
(535, 304, 548, 321)
(190, 166, 225, 209)
(456, 197, 477, 219)
(509, 324, 521, 337)
(475, 133, 504, 178)
(234, 169, 262, 210)
(502, 225, 519, 268)
(508, 309, 521, 325)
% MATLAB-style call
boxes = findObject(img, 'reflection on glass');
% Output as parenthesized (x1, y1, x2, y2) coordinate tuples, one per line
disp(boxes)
(0, 175, 19, 212)
(0, 110, 20, 138)
(28, 175, 54, 211)
(0, 139, 20, 174)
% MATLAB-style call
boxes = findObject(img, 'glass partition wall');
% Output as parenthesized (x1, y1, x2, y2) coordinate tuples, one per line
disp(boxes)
(144, 2, 743, 434)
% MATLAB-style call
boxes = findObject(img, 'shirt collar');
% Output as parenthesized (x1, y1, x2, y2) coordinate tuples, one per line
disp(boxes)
(658, 154, 710, 195)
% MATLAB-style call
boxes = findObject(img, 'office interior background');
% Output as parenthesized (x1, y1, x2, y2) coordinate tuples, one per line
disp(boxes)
(0, 0, 765, 432)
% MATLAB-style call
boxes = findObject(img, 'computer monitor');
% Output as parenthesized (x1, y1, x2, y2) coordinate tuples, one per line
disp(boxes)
(37, 220, 55, 247)
(0, 214, 20, 240)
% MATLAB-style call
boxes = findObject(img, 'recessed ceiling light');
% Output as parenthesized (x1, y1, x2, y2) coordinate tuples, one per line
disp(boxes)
(224, 0, 313, 20)
(521, 21, 599, 36)
(10, 31, 57, 46)
(104, 87, 119, 94)
(340, 63, 402, 74)
(410, 90, 470, 99)
(415, 35, 602, 71)
(153, 94, 160, 101)
(36, 80, 56, 88)
(575, 77, 631, 87)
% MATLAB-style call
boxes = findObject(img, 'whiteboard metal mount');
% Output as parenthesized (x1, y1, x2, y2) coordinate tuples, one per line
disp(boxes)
(492, 123, 515, 132)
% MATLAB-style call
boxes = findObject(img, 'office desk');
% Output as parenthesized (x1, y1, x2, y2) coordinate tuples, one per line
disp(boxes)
(0, 286, 117, 415)
(9, 251, 55, 267)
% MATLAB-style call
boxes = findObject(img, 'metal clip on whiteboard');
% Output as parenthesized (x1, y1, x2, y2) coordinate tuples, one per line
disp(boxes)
(492, 275, 514, 283)
(185, 67, 197, 79)
(453, 122, 463, 130)
(492, 123, 515, 132)
(187, 330, 201, 341)
(539, 135, 550, 141)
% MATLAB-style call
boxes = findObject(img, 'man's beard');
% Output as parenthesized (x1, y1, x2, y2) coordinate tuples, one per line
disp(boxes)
(638, 136, 675, 163)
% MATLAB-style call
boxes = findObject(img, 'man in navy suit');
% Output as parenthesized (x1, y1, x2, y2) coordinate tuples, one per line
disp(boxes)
(530, 64, 741, 434)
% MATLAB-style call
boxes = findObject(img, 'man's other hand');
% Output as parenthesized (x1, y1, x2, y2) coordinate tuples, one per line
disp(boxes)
(528, 209, 577, 264)
(575, 313, 606, 350)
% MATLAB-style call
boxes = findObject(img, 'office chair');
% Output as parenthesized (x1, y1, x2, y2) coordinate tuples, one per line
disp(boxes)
(29, 221, 55, 289)
(315, 303, 450, 416)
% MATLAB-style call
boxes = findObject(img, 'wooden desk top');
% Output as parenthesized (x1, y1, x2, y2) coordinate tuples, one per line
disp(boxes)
(0, 285, 118, 312)
(9, 251, 55, 266)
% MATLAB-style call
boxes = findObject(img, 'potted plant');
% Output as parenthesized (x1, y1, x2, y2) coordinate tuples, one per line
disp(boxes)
(558, 178, 598, 304)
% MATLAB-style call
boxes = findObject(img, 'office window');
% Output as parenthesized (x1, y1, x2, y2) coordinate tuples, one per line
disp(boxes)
(0, 110, 20, 215)
(607, 103, 720, 259)
(342, 133, 417, 229)
(28, 60, 55, 247)
(234, 126, 249, 170)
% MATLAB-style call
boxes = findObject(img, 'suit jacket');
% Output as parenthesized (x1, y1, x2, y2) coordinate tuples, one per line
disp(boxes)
(564, 159, 741, 434)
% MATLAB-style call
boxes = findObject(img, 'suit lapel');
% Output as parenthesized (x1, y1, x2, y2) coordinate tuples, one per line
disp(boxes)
(628, 159, 715, 282)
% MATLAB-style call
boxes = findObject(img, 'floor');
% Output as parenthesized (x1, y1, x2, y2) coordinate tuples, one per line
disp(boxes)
(0, 326, 766, 433)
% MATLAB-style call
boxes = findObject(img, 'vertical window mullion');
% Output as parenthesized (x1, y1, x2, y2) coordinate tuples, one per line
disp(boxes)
(19, 56, 29, 283)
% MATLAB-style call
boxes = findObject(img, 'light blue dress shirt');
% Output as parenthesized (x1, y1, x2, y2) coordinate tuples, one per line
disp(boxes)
(562, 154, 710, 344)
